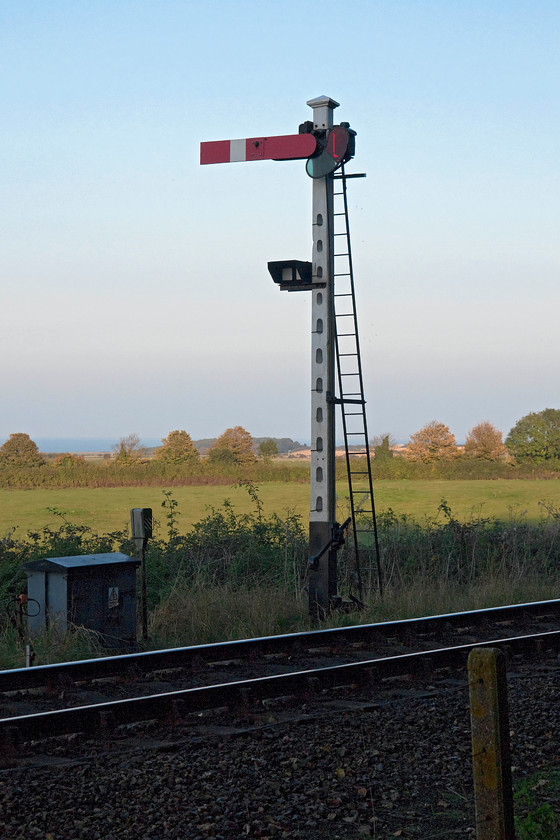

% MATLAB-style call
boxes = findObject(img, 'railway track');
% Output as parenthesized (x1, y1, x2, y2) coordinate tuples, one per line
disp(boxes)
(1, 599, 559, 748)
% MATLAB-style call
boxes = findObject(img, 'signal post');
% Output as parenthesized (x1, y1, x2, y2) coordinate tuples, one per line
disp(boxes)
(306, 96, 338, 617)
(201, 96, 355, 617)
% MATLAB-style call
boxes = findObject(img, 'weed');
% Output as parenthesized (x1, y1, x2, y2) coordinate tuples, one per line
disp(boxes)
(514, 771, 560, 840)
(516, 804, 558, 840)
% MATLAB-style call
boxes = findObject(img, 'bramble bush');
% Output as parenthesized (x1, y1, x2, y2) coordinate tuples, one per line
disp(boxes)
(0, 487, 308, 615)
(356, 498, 560, 591)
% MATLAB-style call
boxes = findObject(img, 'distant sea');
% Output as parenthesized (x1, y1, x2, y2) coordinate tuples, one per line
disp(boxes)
(32, 437, 381, 453)
(35, 438, 163, 454)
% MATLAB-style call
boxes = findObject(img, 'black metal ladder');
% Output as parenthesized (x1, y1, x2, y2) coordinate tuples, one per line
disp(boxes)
(332, 165, 383, 598)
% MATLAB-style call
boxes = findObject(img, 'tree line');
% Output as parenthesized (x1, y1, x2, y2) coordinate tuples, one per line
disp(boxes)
(1, 409, 560, 488)
(0, 427, 300, 489)
(112, 428, 265, 468)
(0, 427, 273, 469)
(376, 409, 560, 467)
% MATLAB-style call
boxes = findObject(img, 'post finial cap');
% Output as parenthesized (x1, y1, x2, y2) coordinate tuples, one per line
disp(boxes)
(306, 96, 340, 110)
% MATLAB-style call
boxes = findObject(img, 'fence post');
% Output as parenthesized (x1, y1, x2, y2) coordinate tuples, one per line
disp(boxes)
(468, 647, 515, 840)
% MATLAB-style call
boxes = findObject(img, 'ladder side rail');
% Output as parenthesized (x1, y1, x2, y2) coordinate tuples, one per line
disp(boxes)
(335, 168, 369, 589)
(333, 259, 363, 597)
(332, 168, 364, 599)
(338, 166, 383, 596)
(335, 377, 364, 600)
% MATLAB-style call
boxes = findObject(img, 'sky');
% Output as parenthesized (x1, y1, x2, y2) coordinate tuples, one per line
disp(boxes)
(1, 0, 558, 446)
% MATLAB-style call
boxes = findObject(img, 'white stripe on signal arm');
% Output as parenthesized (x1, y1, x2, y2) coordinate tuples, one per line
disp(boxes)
(229, 139, 246, 162)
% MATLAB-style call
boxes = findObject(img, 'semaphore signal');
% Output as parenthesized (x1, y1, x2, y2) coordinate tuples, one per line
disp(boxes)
(200, 96, 381, 618)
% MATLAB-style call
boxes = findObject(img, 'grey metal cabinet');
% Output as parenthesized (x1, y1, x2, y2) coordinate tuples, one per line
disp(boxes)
(23, 553, 140, 648)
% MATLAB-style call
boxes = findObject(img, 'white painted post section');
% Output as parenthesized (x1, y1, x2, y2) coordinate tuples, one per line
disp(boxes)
(307, 95, 339, 617)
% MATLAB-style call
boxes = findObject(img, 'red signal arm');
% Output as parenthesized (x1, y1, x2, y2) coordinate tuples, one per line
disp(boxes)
(201, 133, 317, 165)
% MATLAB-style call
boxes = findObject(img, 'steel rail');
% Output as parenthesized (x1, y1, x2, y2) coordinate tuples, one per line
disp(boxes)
(2, 598, 559, 693)
(2, 629, 560, 745)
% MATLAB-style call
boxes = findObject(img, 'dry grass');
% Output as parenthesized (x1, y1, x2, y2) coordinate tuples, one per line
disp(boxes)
(357, 573, 560, 625)
(148, 579, 310, 648)
(145, 570, 560, 650)
(3, 572, 558, 667)
(0, 622, 105, 670)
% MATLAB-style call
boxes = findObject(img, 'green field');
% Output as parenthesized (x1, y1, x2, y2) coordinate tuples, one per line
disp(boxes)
(2, 479, 560, 537)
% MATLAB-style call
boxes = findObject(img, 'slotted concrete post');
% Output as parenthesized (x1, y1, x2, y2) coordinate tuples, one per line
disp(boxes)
(307, 95, 339, 619)
(468, 647, 515, 840)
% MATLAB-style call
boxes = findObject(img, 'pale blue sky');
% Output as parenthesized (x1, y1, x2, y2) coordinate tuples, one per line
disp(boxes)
(1, 1, 558, 445)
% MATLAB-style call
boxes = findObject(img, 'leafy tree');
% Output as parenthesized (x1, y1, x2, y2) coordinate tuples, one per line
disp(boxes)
(371, 434, 395, 463)
(0, 433, 44, 467)
(53, 453, 87, 467)
(406, 421, 458, 462)
(505, 409, 560, 465)
(464, 422, 506, 461)
(155, 430, 200, 464)
(258, 439, 278, 459)
(207, 426, 256, 467)
(113, 433, 145, 465)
